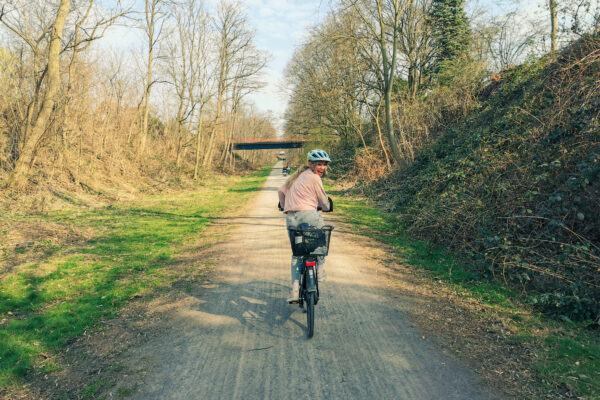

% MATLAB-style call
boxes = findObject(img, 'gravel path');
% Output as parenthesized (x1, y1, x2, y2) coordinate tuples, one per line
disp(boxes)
(125, 164, 494, 399)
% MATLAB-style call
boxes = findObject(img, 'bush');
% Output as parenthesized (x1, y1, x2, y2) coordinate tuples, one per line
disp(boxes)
(367, 34, 600, 321)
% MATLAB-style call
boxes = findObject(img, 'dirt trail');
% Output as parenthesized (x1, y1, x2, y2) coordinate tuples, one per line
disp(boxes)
(121, 164, 494, 399)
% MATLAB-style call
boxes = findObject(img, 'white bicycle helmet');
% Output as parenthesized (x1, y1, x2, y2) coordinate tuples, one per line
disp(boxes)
(307, 149, 331, 163)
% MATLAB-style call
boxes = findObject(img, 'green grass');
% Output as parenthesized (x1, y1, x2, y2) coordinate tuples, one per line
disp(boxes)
(117, 385, 137, 398)
(330, 189, 600, 398)
(0, 167, 271, 387)
(535, 333, 600, 395)
(82, 378, 112, 398)
(330, 190, 515, 305)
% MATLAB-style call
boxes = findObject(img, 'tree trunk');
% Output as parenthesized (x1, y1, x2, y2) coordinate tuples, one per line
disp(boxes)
(374, 102, 391, 170)
(202, 125, 218, 168)
(194, 109, 205, 179)
(549, 0, 558, 53)
(203, 88, 224, 168)
(175, 128, 183, 167)
(383, 88, 402, 164)
(8, 0, 72, 190)
(377, 0, 403, 166)
(140, 0, 160, 157)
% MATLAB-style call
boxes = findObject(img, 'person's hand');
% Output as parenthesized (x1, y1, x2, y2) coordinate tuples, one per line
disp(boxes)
(278, 202, 283, 211)
(317, 198, 333, 212)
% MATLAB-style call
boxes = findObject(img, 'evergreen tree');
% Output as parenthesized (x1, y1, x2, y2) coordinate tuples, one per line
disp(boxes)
(428, 0, 471, 77)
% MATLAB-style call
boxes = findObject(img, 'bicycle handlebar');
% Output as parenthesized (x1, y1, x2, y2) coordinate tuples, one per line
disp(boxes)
(317, 197, 334, 212)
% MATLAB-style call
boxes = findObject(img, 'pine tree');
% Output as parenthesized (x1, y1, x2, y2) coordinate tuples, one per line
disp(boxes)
(428, 0, 471, 77)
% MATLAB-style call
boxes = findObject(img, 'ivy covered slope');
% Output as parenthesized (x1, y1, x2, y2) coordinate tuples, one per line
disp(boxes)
(382, 34, 599, 320)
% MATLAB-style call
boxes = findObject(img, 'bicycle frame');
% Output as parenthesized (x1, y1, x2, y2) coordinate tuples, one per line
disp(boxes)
(286, 224, 333, 337)
(299, 256, 319, 307)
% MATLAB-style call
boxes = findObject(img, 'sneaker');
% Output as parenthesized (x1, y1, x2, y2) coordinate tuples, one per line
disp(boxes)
(287, 281, 299, 304)
(318, 270, 327, 282)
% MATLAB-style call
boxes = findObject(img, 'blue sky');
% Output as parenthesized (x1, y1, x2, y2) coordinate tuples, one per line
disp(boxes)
(99, 0, 544, 133)
(243, 0, 543, 127)
(99, 0, 329, 132)
(242, 0, 329, 126)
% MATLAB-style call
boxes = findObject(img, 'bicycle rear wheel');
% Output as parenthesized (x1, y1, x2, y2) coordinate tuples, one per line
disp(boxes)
(306, 292, 315, 338)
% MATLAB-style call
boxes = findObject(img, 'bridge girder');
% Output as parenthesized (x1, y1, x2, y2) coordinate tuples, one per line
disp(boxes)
(232, 142, 305, 150)
(231, 138, 309, 150)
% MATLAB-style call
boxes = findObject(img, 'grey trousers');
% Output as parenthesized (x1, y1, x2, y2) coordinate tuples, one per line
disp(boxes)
(286, 210, 325, 284)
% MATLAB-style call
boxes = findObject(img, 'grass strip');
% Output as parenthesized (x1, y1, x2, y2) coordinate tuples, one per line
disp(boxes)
(329, 189, 599, 398)
(0, 167, 272, 386)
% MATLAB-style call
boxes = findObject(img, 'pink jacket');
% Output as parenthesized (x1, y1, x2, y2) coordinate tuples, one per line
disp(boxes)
(278, 169, 330, 213)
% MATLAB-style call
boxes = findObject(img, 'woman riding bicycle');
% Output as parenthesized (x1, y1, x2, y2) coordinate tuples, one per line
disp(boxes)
(278, 149, 331, 304)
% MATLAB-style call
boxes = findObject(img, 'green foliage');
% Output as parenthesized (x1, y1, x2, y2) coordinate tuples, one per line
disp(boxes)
(330, 191, 512, 301)
(428, 0, 472, 77)
(529, 291, 597, 321)
(0, 170, 270, 387)
(537, 335, 600, 396)
(327, 138, 361, 180)
(332, 192, 600, 398)
(392, 77, 409, 95)
(148, 114, 166, 139)
(370, 34, 600, 321)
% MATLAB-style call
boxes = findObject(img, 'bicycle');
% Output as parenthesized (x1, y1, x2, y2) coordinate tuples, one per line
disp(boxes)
(288, 224, 334, 338)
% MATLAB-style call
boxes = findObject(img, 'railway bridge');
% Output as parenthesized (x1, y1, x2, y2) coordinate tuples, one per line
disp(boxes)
(231, 137, 310, 150)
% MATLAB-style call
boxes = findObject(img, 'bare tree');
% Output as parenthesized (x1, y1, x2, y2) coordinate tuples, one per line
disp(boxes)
(180, 0, 215, 178)
(549, 0, 558, 52)
(286, 13, 363, 138)
(202, 0, 265, 168)
(220, 38, 267, 168)
(139, 0, 167, 156)
(484, 12, 541, 71)
(398, 0, 433, 97)
(163, 1, 196, 167)
(0, 0, 131, 188)
(562, 0, 600, 36)
(2, 0, 72, 189)
(61, 1, 131, 181)
(346, 0, 405, 165)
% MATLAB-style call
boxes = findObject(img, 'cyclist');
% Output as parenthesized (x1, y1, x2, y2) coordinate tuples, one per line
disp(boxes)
(282, 160, 290, 176)
(278, 149, 331, 303)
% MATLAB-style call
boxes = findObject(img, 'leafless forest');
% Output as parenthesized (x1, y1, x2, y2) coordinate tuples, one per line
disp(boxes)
(0, 0, 276, 200)
(281, 0, 600, 319)
(283, 0, 599, 179)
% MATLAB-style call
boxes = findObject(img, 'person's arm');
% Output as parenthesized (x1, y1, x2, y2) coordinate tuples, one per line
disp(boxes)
(313, 176, 330, 212)
(278, 184, 288, 211)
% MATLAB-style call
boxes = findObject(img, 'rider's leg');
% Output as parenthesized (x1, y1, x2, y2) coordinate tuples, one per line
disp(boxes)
(286, 255, 301, 303)
(316, 255, 327, 282)
(287, 280, 299, 304)
(286, 214, 302, 303)
(290, 255, 302, 283)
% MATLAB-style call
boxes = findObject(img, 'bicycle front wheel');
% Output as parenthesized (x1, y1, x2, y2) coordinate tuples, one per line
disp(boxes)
(306, 291, 315, 338)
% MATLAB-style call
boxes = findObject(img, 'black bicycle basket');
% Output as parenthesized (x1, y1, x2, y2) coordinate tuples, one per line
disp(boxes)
(289, 225, 334, 256)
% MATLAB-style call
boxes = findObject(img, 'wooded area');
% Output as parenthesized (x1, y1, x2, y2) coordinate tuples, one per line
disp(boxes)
(0, 0, 275, 195)
(1, 0, 599, 318)
(284, 0, 599, 171)
(282, 0, 600, 321)
(1, 1, 599, 396)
